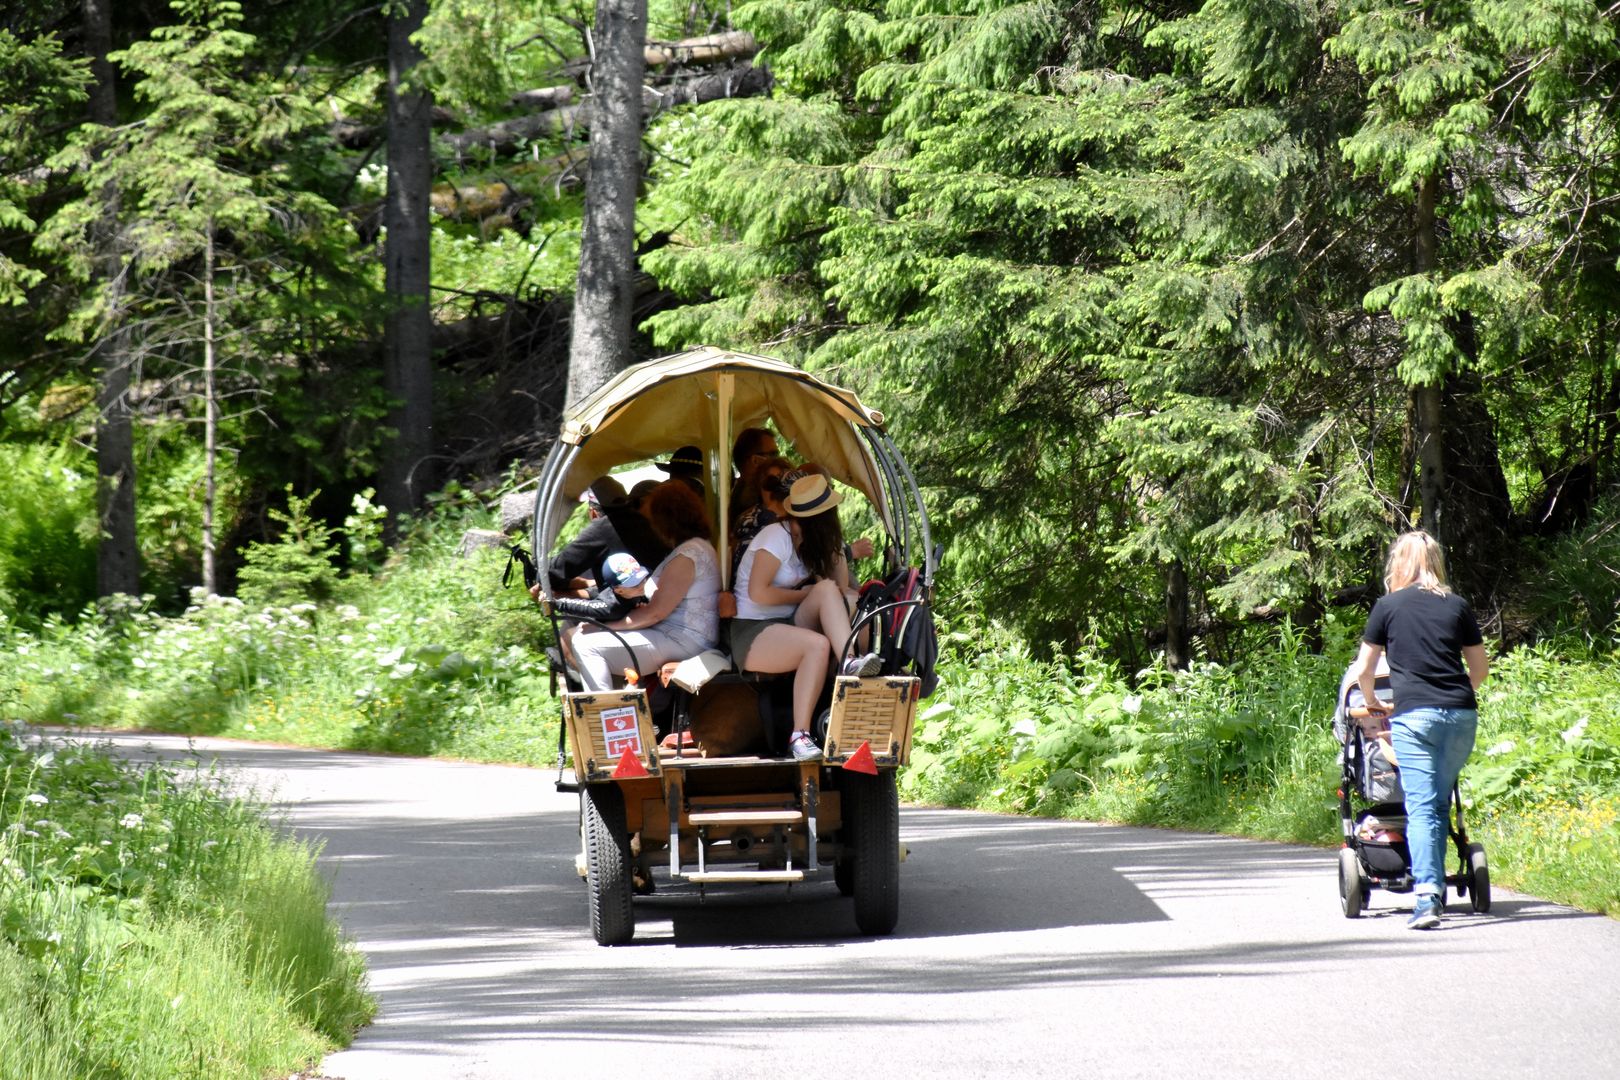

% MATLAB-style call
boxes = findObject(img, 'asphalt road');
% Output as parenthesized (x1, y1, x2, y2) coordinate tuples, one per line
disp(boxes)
(42, 730, 1620, 1080)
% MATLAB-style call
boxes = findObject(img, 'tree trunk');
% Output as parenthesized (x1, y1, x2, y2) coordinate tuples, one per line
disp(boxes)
(83, 0, 140, 598)
(381, 0, 436, 527)
(1410, 174, 1512, 601)
(567, 0, 649, 407)
(1411, 172, 1446, 540)
(202, 224, 218, 595)
(1438, 316, 1512, 601)
(1164, 558, 1191, 671)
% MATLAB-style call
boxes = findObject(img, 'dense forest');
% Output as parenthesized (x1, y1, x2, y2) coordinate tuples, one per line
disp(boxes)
(1, 0, 1617, 666)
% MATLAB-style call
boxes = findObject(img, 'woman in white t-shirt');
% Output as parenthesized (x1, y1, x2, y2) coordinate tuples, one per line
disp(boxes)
(729, 472, 880, 761)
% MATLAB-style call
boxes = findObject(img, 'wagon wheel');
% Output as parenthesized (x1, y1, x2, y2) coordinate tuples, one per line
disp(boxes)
(1338, 847, 1366, 919)
(583, 785, 635, 945)
(846, 771, 900, 934)
(832, 803, 855, 897)
(1467, 843, 1491, 914)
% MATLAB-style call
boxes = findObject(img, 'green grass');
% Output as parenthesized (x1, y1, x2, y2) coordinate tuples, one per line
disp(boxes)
(0, 728, 373, 1079)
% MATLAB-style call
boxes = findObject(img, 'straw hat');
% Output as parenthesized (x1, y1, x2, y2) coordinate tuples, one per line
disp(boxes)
(786, 474, 842, 517)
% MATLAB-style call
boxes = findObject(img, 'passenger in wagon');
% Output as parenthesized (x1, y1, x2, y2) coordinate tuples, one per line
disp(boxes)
(568, 481, 721, 690)
(729, 455, 795, 580)
(547, 475, 668, 595)
(728, 473, 882, 761)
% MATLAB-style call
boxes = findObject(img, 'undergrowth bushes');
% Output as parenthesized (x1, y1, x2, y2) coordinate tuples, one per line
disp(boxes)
(0, 727, 372, 1079)
(904, 615, 1620, 915)
(1, 495, 557, 763)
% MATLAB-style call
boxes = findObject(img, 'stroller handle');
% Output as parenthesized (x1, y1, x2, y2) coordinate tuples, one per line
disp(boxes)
(1347, 702, 1394, 720)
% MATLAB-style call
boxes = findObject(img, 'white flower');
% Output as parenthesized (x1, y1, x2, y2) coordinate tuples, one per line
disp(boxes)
(1484, 740, 1516, 757)
(1561, 716, 1589, 744)
(120, 813, 144, 829)
(1121, 694, 1143, 715)
(25, 793, 48, 806)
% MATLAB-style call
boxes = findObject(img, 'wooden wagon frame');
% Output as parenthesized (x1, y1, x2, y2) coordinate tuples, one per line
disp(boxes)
(531, 347, 939, 944)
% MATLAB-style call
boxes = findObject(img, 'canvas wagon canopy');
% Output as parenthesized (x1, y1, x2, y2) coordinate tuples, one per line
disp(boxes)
(556, 346, 888, 510)
(534, 347, 929, 593)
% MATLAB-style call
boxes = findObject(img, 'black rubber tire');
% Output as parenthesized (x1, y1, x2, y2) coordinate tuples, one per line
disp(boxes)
(1468, 842, 1491, 914)
(833, 781, 858, 896)
(1339, 847, 1366, 919)
(834, 855, 855, 896)
(847, 771, 900, 934)
(583, 785, 635, 945)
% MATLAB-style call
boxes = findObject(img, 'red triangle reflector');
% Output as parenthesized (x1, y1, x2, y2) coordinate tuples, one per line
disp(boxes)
(841, 740, 879, 775)
(612, 748, 649, 779)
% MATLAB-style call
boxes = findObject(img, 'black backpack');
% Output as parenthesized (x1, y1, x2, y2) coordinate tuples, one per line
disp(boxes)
(853, 567, 940, 697)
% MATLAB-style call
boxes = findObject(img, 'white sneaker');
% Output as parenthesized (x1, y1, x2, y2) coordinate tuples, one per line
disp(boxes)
(841, 652, 882, 678)
(788, 731, 823, 762)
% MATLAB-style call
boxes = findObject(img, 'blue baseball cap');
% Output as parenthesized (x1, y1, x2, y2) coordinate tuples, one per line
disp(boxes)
(600, 552, 649, 589)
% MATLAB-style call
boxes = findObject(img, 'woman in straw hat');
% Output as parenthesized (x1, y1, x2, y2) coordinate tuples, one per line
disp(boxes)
(730, 471, 882, 762)
(1345, 530, 1490, 930)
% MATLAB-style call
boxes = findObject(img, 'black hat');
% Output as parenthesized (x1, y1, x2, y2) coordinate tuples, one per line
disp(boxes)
(657, 445, 704, 477)
(583, 475, 627, 510)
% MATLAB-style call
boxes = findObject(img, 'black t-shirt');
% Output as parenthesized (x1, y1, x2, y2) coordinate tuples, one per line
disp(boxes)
(548, 507, 669, 590)
(1362, 587, 1483, 714)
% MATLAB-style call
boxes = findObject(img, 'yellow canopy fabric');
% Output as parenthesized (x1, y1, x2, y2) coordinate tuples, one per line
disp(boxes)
(557, 347, 889, 515)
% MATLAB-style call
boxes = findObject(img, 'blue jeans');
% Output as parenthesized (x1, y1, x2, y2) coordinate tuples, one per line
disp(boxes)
(1391, 708, 1478, 900)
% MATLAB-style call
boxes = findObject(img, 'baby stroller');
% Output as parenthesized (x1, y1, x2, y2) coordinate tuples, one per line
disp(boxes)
(1334, 660, 1491, 918)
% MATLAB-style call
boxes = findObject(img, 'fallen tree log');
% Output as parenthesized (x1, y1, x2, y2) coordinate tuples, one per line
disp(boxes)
(441, 62, 770, 158)
(544, 30, 759, 84)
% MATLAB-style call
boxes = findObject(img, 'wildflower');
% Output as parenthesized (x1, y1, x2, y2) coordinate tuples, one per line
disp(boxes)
(25, 793, 48, 806)
(120, 813, 144, 829)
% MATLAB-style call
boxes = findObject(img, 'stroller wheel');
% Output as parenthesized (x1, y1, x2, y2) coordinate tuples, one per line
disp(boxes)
(1467, 843, 1491, 914)
(1338, 848, 1366, 919)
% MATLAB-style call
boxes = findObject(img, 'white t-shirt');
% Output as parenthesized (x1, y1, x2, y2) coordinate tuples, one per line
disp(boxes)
(733, 522, 806, 621)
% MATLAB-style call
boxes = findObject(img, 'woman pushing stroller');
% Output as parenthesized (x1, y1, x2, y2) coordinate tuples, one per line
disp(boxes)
(1346, 531, 1490, 930)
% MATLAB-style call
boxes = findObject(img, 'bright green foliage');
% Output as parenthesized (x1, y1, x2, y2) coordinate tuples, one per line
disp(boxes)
(0, 32, 90, 308)
(38, 0, 339, 343)
(0, 729, 373, 1076)
(1331, 0, 1620, 491)
(236, 487, 343, 607)
(904, 614, 1620, 914)
(644, 0, 1395, 652)
(3, 494, 557, 762)
(28, 0, 366, 554)
(644, 0, 1620, 658)
(0, 441, 97, 627)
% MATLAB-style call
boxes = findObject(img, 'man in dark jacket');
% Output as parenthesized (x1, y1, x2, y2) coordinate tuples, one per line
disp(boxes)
(550, 553, 650, 623)
(548, 477, 669, 593)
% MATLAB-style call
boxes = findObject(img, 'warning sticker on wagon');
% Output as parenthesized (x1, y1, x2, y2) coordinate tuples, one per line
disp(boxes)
(600, 706, 642, 758)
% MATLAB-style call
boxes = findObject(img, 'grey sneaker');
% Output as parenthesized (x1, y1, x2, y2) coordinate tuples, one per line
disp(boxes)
(788, 730, 823, 762)
(1407, 897, 1442, 930)
(841, 652, 883, 678)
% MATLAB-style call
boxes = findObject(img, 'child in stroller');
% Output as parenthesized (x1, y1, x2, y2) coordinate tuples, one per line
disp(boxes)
(1334, 658, 1492, 919)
